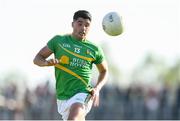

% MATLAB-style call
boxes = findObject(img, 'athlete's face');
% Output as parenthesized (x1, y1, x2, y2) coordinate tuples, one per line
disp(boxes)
(72, 17, 91, 40)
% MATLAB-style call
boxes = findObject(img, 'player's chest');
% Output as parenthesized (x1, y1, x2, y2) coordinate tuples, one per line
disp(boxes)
(57, 42, 94, 57)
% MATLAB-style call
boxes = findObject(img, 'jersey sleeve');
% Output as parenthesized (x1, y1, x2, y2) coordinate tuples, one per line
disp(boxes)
(47, 35, 60, 53)
(94, 46, 105, 64)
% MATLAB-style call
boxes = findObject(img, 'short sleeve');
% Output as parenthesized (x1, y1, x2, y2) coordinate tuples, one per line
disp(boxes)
(47, 35, 59, 53)
(94, 46, 105, 64)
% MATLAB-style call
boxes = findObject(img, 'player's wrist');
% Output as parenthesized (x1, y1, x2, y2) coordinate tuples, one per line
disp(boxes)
(94, 86, 101, 92)
(43, 60, 50, 66)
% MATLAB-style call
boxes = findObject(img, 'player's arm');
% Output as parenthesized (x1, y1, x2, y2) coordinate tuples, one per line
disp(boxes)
(95, 60, 108, 90)
(91, 60, 108, 107)
(33, 45, 59, 67)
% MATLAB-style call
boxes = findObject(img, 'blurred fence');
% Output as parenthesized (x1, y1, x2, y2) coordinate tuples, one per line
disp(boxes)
(0, 80, 180, 120)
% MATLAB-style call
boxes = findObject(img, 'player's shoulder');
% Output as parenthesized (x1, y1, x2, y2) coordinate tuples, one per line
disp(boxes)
(51, 34, 70, 42)
(53, 34, 69, 39)
(85, 39, 101, 50)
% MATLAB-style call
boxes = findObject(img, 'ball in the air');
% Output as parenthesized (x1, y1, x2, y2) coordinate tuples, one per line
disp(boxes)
(102, 12, 123, 36)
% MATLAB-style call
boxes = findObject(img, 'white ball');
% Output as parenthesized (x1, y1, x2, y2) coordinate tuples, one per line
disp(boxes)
(102, 12, 123, 36)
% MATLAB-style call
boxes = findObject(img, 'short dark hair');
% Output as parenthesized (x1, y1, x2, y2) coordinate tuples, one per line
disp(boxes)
(73, 10, 92, 21)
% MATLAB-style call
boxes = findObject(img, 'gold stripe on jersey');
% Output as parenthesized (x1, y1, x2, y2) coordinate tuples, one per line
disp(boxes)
(55, 64, 92, 91)
(59, 44, 95, 62)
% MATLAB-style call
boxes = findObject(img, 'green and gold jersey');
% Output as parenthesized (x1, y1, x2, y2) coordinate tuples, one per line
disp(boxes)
(47, 34, 105, 100)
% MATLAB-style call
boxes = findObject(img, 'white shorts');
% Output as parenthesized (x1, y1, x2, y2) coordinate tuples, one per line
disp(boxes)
(57, 93, 93, 120)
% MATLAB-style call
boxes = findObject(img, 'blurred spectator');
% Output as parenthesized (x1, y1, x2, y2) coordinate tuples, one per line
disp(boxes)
(0, 79, 180, 120)
(173, 83, 180, 119)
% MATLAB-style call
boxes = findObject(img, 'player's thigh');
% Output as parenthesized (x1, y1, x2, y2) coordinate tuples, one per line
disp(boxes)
(68, 102, 85, 119)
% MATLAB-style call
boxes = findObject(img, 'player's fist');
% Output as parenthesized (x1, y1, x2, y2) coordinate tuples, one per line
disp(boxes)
(46, 58, 59, 66)
(90, 88, 100, 107)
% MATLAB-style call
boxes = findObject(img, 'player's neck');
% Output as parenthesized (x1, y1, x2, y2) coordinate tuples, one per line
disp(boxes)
(71, 34, 86, 41)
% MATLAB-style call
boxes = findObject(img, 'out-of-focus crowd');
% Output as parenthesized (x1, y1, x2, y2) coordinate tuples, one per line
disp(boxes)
(0, 80, 180, 120)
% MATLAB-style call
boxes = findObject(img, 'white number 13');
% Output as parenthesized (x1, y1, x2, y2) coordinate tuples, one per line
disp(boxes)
(74, 48, 80, 53)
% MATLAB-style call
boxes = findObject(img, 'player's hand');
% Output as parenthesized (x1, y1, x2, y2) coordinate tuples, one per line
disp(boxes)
(90, 88, 100, 107)
(46, 58, 59, 66)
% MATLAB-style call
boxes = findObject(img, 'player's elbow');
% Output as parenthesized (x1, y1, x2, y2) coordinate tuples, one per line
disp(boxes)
(33, 54, 48, 67)
(33, 56, 41, 67)
(101, 64, 108, 74)
(33, 57, 38, 66)
(99, 68, 108, 78)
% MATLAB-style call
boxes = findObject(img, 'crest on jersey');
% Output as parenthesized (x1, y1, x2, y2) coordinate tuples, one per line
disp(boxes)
(86, 49, 90, 54)
(59, 55, 69, 64)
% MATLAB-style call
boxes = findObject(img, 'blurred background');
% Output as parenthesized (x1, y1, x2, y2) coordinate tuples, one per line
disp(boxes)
(0, 0, 180, 120)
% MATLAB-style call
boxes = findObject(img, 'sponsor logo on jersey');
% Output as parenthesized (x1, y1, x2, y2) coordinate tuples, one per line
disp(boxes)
(70, 58, 88, 68)
(62, 43, 71, 48)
